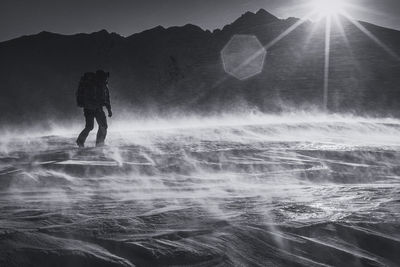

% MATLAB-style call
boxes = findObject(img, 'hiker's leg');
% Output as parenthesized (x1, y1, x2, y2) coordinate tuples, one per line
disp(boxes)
(95, 109, 108, 147)
(77, 109, 95, 146)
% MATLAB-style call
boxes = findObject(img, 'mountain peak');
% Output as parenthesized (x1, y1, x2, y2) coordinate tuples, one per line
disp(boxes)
(238, 9, 278, 21)
(256, 8, 277, 18)
(222, 9, 279, 32)
(91, 29, 109, 35)
(38, 30, 52, 35)
(36, 31, 62, 38)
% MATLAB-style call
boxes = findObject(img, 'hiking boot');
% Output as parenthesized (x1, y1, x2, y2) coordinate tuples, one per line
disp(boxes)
(95, 142, 105, 147)
(76, 139, 85, 148)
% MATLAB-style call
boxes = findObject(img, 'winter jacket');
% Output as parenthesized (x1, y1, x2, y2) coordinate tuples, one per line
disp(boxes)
(76, 73, 111, 110)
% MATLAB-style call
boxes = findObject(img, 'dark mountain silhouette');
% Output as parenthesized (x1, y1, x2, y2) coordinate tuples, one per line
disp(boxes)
(1, 9, 400, 125)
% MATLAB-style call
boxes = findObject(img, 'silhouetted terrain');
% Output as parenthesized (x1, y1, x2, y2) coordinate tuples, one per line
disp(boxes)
(1, 9, 400, 125)
(1, 9, 400, 266)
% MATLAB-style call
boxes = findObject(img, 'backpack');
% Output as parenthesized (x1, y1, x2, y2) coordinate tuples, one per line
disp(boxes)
(76, 72, 96, 107)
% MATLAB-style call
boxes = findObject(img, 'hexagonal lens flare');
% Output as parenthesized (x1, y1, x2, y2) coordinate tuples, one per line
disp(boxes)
(221, 35, 267, 80)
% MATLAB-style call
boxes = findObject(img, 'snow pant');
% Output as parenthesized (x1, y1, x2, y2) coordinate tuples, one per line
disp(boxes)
(77, 108, 108, 146)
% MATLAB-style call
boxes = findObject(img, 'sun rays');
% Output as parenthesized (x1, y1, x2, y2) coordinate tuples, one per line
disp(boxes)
(341, 11, 400, 61)
(217, 1, 398, 111)
(323, 15, 332, 110)
(261, 0, 400, 110)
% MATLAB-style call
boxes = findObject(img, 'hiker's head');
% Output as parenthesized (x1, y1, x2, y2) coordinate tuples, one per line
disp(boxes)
(96, 70, 110, 82)
(86, 72, 96, 80)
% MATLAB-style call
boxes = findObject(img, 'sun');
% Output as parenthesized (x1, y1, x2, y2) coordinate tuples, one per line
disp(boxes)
(311, 0, 345, 17)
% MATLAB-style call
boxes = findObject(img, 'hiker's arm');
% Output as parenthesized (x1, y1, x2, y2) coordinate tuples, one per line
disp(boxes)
(105, 85, 112, 117)
(104, 85, 111, 109)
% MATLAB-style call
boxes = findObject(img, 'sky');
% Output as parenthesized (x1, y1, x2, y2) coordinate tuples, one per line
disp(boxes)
(1, 0, 400, 42)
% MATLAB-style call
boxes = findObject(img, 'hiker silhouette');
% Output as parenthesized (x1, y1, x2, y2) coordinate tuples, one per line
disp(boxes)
(76, 70, 112, 147)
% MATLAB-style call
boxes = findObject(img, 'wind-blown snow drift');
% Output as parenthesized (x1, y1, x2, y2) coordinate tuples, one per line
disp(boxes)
(0, 113, 399, 266)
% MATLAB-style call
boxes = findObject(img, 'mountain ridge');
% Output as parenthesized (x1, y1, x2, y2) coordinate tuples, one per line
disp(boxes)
(0, 9, 291, 44)
(3, 9, 400, 45)
(0, 9, 400, 125)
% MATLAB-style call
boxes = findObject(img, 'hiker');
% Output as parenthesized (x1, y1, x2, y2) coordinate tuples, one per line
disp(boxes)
(76, 70, 112, 147)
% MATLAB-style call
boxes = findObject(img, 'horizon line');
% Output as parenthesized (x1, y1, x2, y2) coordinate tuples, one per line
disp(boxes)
(1, 8, 399, 44)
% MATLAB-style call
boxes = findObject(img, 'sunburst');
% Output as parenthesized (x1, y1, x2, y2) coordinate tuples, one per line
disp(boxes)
(218, 1, 398, 111)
